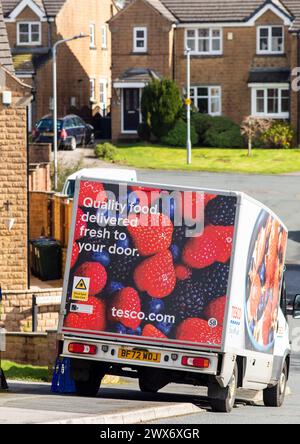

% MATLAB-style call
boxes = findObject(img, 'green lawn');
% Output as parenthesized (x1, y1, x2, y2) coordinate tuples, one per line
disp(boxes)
(1, 360, 49, 382)
(112, 145, 300, 174)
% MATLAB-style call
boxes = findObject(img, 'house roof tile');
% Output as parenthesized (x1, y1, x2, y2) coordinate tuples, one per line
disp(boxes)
(2, 0, 66, 17)
(0, 0, 14, 71)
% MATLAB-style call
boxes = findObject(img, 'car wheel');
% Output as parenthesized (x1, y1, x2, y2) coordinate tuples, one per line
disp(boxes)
(89, 133, 95, 146)
(70, 137, 77, 151)
(263, 362, 287, 407)
(210, 363, 238, 413)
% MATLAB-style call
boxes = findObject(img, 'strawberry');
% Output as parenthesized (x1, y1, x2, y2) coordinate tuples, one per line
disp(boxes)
(70, 242, 80, 269)
(134, 251, 176, 298)
(205, 296, 227, 326)
(142, 324, 167, 339)
(175, 264, 192, 281)
(212, 226, 234, 263)
(130, 186, 161, 208)
(108, 287, 141, 329)
(128, 213, 173, 256)
(74, 262, 107, 297)
(182, 226, 218, 269)
(74, 208, 87, 241)
(64, 297, 106, 331)
(78, 181, 107, 208)
(176, 318, 223, 345)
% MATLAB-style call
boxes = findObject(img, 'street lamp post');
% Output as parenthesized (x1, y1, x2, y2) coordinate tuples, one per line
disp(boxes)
(52, 33, 88, 191)
(185, 47, 192, 165)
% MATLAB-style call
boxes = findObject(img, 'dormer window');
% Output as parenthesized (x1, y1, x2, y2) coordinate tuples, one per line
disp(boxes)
(17, 22, 41, 46)
(257, 26, 284, 54)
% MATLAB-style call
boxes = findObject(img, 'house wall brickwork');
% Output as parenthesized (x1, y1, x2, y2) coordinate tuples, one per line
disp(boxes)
(0, 70, 30, 292)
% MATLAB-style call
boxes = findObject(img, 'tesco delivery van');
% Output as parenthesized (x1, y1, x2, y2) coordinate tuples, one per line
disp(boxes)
(58, 176, 291, 413)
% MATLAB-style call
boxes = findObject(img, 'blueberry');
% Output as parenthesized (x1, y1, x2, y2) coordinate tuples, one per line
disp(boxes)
(154, 197, 176, 221)
(106, 281, 124, 295)
(127, 192, 140, 211)
(90, 250, 110, 267)
(170, 244, 180, 262)
(250, 320, 255, 335)
(156, 322, 173, 336)
(268, 330, 274, 344)
(112, 323, 127, 334)
(117, 236, 130, 249)
(127, 327, 142, 336)
(149, 299, 165, 314)
(257, 298, 265, 321)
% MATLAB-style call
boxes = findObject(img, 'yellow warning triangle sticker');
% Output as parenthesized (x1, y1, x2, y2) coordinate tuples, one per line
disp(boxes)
(75, 279, 87, 291)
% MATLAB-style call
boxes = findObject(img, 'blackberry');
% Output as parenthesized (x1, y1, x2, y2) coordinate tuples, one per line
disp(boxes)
(108, 254, 140, 283)
(167, 279, 215, 322)
(205, 196, 237, 226)
(172, 225, 187, 247)
(196, 262, 230, 297)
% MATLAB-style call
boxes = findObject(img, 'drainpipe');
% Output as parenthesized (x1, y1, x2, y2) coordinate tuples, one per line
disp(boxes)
(172, 24, 177, 81)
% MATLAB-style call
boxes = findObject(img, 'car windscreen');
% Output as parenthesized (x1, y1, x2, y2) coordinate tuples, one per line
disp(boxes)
(65, 179, 76, 198)
(37, 119, 63, 131)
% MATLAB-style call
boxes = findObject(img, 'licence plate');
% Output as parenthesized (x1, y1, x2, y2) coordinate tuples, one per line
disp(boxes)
(43, 132, 54, 137)
(118, 348, 161, 363)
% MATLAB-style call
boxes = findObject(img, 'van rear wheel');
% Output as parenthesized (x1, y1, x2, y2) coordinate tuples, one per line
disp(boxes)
(263, 362, 287, 407)
(210, 363, 238, 413)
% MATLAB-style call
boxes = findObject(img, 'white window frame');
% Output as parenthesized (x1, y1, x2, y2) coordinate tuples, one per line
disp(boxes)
(99, 79, 107, 110)
(90, 78, 96, 102)
(257, 26, 284, 55)
(101, 24, 108, 49)
(133, 27, 147, 53)
(250, 83, 290, 119)
(89, 23, 96, 48)
(190, 86, 222, 116)
(185, 27, 223, 55)
(17, 21, 41, 46)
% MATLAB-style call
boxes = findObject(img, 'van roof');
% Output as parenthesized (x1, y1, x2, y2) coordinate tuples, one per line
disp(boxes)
(66, 168, 137, 182)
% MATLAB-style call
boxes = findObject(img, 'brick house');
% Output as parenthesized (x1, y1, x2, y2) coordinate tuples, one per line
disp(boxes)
(0, 0, 32, 292)
(109, 0, 300, 143)
(2, 0, 117, 130)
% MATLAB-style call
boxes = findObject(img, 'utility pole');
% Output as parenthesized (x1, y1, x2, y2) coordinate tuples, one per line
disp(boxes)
(52, 33, 89, 191)
(185, 47, 192, 165)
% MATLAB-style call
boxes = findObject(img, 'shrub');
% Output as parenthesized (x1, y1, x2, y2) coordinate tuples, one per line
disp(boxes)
(204, 126, 245, 148)
(141, 79, 182, 140)
(260, 122, 295, 149)
(191, 113, 214, 144)
(162, 119, 198, 147)
(137, 122, 151, 141)
(95, 143, 117, 161)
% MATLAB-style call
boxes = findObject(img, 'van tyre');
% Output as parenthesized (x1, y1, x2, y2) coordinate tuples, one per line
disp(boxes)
(74, 371, 103, 397)
(210, 363, 238, 413)
(263, 362, 287, 408)
(139, 379, 159, 394)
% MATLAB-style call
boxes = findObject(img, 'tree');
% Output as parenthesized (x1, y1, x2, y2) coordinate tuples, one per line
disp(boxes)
(241, 117, 273, 156)
(141, 79, 182, 140)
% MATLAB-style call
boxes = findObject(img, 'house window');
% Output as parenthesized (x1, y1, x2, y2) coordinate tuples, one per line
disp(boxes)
(257, 26, 284, 54)
(133, 27, 147, 53)
(99, 80, 107, 111)
(90, 24, 96, 48)
(90, 78, 96, 102)
(101, 25, 108, 49)
(251, 85, 289, 118)
(185, 28, 222, 55)
(17, 22, 41, 46)
(190, 86, 221, 115)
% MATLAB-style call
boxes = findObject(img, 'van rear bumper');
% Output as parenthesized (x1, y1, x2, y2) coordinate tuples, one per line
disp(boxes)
(61, 336, 220, 376)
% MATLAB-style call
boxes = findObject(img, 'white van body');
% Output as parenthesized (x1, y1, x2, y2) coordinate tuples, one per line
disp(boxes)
(58, 178, 291, 413)
(62, 168, 137, 198)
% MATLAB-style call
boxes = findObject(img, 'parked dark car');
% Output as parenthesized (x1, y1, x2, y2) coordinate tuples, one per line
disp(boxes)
(32, 114, 95, 150)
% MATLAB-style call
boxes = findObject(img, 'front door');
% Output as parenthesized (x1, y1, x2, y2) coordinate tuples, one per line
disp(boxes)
(123, 88, 140, 132)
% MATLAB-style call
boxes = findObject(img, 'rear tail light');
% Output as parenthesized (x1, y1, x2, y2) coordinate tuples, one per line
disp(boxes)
(32, 128, 37, 138)
(60, 128, 68, 139)
(182, 356, 210, 369)
(68, 342, 97, 355)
